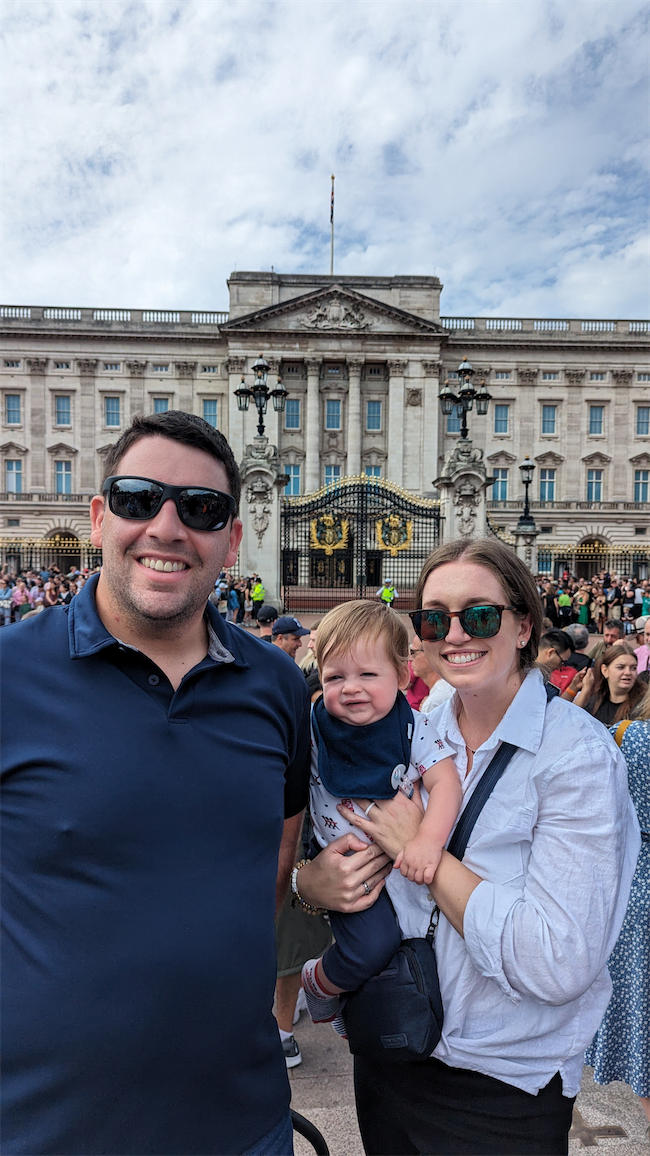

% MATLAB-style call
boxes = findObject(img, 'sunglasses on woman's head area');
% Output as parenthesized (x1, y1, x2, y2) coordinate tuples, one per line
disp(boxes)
(409, 604, 518, 642)
(102, 476, 236, 532)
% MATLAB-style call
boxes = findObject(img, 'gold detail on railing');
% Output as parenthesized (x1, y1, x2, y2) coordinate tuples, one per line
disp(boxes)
(309, 515, 350, 555)
(283, 474, 441, 509)
(376, 515, 413, 556)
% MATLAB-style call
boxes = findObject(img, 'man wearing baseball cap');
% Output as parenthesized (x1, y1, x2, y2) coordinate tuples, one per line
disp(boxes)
(256, 604, 278, 642)
(272, 616, 310, 660)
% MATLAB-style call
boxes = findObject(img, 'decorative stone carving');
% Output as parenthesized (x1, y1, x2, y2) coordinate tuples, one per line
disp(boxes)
(582, 451, 612, 466)
(406, 389, 422, 407)
(346, 358, 364, 373)
(126, 361, 147, 376)
(629, 452, 650, 466)
(27, 358, 48, 374)
(612, 370, 633, 386)
(175, 362, 196, 377)
(298, 296, 370, 331)
(454, 482, 481, 537)
(77, 360, 98, 375)
(487, 450, 517, 466)
(535, 450, 564, 465)
(517, 368, 538, 385)
(565, 369, 585, 386)
(245, 477, 273, 546)
(387, 360, 408, 376)
(305, 358, 322, 374)
(421, 361, 441, 377)
(266, 358, 280, 375)
(240, 436, 281, 478)
(47, 442, 77, 455)
(0, 440, 27, 455)
(226, 357, 246, 374)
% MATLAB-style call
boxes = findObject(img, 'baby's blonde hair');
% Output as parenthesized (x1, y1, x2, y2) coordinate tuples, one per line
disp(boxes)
(315, 600, 409, 676)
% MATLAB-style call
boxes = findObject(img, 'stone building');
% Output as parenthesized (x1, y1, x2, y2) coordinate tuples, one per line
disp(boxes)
(1, 271, 648, 577)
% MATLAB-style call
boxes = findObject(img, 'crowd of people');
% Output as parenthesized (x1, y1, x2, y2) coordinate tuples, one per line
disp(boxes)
(540, 571, 650, 635)
(0, 564, 99, 623)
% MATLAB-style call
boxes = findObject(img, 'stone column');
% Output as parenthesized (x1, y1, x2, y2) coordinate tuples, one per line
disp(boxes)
(305, 358, 322, 493)
(26, 359, 48, 491)
(76, 359, 98, 493)
(422, 360, 442, 492)
(226, 357, 247, 464)
(387, 360, 408, 485)
(513, 526, 540, 573)
(126, 361, 146, 419)
(238, 437, 287, 606)
(175, 362, 197, 413)
(434, 438, 494, 543)
(346, 357, 363, 477)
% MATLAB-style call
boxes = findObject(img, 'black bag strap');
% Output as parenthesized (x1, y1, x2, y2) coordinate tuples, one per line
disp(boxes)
(446, 681, 556, 863)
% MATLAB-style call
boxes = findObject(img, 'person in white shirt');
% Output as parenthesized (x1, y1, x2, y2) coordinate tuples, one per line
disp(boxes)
(408, 638, 455, 712)
(294, 537, 640, 1156)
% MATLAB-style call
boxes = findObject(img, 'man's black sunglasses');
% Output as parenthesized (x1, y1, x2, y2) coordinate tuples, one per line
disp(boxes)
(102, 476, 236, 532)
(409, 604, 519, 642)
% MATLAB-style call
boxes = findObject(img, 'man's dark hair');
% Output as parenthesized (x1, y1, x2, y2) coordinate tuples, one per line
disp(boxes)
(603, 618, 625, 635)
(101, 411, 241, 513)
(540, 629, 575, 654)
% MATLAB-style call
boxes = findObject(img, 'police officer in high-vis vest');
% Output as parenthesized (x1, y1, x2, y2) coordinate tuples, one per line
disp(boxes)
(376, 580, 397, 607)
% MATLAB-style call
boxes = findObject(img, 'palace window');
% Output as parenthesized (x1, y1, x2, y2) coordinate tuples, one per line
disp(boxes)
(494, 404, 510, 434)
(492, 469, 508, 501)
(202, 399, 218, 428)
(55, 460, 72, 494)
(589, 406, 604, 435)
(634, 470, 649, 502)
(285, 399, 301, 429)
(284, 464, 301, 495)
(152, 364, 169, 373)
(587, 469, 603, 501)
(55, 395, 71, 425)
(325, 399, 341, 430)
(5, 394, 21, 424)
(540, 469, 556, 501)
(153, 398, 169, 413)
(201, 365, 219, 373)
(324, 464, 341, 486)
(54, 362, 70, 370)
(542, 372, 559, 381)
(4, 360, 20, 369)
(366, 400, 382, 431)
(365, 465, 381, 478)
(637, 406, 650, 436)
(447, 404, 462, 434)
(5, 459, 22, 493)
(638, 373, 650, 382)
(542, 405, 556, 434)
(105, 396, 120, 427)
(367, 366, 383, 377)
(103, 363, 120, 372)
(494, 372, 511, 380)
(590, 372, 605, 381)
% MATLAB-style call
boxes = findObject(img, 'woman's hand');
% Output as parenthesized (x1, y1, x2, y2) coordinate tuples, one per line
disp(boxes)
(343, 783, 424, 860)
(296, 834, 392, 913)
(575, 666, 595, 705)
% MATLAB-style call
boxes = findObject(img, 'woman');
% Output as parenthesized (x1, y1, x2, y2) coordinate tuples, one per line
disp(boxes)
(586, 687, 649, 1129)
(574, 642, 646, 725)
(296, 538, 639, 1156)
(575, 584, 591, 627)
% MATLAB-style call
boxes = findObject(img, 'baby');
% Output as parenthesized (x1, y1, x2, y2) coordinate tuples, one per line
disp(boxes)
(301, 600, 462, 1028)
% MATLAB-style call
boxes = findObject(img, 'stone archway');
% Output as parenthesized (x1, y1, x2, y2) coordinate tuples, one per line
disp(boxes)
(46, 530, 81, 574)
(575, 537, 610, 580)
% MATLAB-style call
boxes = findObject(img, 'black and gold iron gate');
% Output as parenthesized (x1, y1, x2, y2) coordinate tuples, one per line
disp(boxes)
(281, 476, 441, 614)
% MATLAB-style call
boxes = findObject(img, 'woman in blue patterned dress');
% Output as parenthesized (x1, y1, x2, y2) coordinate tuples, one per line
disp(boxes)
(586, 686, 650, 1128)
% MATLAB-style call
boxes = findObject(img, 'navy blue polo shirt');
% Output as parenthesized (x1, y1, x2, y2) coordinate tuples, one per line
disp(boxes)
(1, 577, 310, 1156)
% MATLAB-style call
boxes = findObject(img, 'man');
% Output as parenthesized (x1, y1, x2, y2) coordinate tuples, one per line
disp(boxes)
(376, 579, 397, 606)
(605, 577, 622, 620)
(588, 617, 625, 667)
(536, 629, 574, 672)
(634, 615, 650, 674)
(251, 574, 266, 622)
(257, 603, 278, 641)
(408, 638, 454, 711)
(272, 615, 310, 659)
(550, 623, 592, 693)
(1, 411, 310, 1156)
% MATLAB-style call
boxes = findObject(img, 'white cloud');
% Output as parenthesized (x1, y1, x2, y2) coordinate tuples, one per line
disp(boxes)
(2, 0, 648, 318)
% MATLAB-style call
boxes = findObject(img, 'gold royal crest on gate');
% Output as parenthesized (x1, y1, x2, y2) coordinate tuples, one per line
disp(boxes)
(376, 514, 413, 556)
(310, 514, 350, 556)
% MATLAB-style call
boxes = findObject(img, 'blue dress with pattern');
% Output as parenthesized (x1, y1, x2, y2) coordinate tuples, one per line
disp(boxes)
(585, 720, 649, 1096)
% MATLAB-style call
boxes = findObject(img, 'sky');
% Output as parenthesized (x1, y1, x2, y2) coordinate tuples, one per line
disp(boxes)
(2, 0, 649, 319)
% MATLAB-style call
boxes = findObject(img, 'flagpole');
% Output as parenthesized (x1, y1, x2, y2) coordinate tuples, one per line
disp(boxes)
(329, 174, 335, 276)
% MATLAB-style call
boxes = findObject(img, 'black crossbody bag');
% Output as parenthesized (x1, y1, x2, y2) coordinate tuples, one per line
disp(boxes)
(341, 739, 519, 1064)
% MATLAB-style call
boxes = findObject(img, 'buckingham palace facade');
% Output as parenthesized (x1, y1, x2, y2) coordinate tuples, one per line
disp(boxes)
(1, 271, 649, 574)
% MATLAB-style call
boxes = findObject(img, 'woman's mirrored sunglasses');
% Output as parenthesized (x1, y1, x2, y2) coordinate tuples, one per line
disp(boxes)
(409, 604, 518, 642)
(102, 476, 236, 532)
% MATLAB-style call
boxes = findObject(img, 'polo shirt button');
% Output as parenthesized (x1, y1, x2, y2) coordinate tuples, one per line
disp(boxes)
(148, 674, 160, 686)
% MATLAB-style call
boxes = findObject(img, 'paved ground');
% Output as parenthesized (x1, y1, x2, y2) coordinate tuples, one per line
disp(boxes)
(288, 1011, 649, 1155)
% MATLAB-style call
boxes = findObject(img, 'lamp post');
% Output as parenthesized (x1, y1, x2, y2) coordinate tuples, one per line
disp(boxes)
(234, 355, 288, 437)
(517, 455, 536, 531)
(438, 356, 491, 440)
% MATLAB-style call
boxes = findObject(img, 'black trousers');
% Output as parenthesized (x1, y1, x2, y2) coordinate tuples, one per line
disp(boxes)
(354, 1056, 575, 1156)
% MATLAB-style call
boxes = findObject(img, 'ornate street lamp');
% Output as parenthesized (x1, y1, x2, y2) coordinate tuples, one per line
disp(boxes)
(438, 357, 492, 439)
(517, 455, 537, 530)
(234, 355, 288, 436)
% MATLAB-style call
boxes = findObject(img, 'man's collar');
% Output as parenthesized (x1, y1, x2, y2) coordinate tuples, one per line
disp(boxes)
(68, 573, 245, 667)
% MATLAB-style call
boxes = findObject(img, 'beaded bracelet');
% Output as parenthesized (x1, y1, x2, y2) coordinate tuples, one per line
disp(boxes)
(290, 859, 326, 915)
